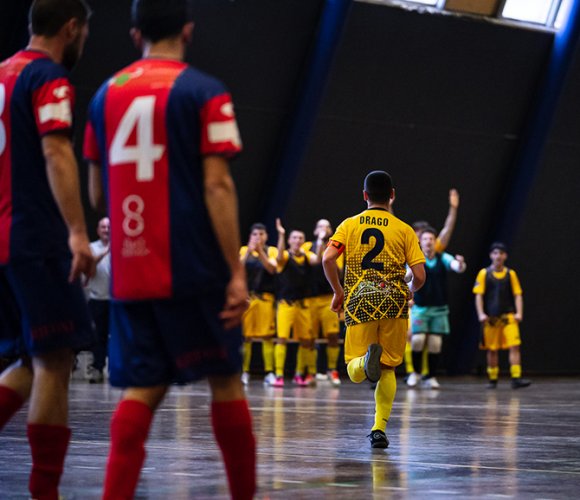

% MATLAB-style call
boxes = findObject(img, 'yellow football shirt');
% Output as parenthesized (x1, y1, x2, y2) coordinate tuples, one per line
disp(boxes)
(331, 208, 425, 326)
(473, 268, 523, 295)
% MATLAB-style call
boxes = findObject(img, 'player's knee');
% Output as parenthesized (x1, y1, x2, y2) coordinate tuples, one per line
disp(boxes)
(411, 333, 426, 352)
(208, 374, 245, 401)
(427, 334, 442, 353)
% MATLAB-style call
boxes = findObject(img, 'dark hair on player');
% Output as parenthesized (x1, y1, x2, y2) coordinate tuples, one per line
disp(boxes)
(29, 0, 91, 37)
(132, 0, 193, 43)
(363, 170, 393, 203)
(489, 242, 508, 253)
(419, 226, 437, 237)
(250, 223, 267, 233)
(412, 220, 429, 232)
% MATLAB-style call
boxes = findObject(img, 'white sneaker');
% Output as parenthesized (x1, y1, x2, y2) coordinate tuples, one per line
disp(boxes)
(422, 377, 440, 389)
(263, 372, 277, 386)
(241, 372, 250, 385)
(406, 372, 420, 387)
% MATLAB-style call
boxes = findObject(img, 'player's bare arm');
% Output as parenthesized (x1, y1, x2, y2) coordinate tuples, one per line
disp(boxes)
(408, 262, 426, 294)
(88, 161, 106, 212)
(276, 218, 286, 265)
(437, 188, 459, 250)
(203, 155, 248, 329)
(514, 294, 523, 322)
(322, 242, 344, 312)
(257, 246, 277, 274)
(43, 133, 95, 282)
(475, 294, 488, 322)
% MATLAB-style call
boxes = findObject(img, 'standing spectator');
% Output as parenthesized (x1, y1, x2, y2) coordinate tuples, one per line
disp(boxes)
(83, 1, 256, 498)
(0, 1, 94, 498)
(86, 217, 111, 383)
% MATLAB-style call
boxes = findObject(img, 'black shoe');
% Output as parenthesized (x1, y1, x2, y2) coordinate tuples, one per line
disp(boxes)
(364, 344, 383, 383)
(368, 429, 389, 449)
(487, 380, 498, 389)
(511, 378, 531, 389)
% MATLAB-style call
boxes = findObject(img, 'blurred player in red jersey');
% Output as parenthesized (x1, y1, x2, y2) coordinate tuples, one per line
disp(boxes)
(84, 1, 255, 498)
(0, 1, 94, 498)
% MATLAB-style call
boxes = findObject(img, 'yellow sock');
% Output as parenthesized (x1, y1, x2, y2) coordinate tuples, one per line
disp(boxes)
(242, 342, 252, 372)
(262, 340, 274, 373)
(327, 346, 340, 371)
(487, 366, 499, 381)
(296, 346, 306, 375)
(373, 369, 396, 432)
(307, 347, 317, 375)
(510, 364, 522, 378)
(275, 343, 287, 377)
(347, 355, 367, 383)
(421, 346, 429, 376)
(404, 342, 414, 373)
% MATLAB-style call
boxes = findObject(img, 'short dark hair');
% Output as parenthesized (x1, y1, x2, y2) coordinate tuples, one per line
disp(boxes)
(132, 0, 193, 43)
(420, 226, 437, 237)
(490, 242, 508, 253)
(412, 220, 429, 232)
(250, 223, 267, 233)
(364, 170, 393, 203)
(29, 0, 91, 37)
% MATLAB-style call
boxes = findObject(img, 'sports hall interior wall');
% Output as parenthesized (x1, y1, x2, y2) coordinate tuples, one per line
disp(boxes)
(2, 1, 578, 374)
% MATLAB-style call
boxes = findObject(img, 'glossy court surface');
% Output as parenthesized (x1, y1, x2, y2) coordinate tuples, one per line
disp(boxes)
(0, 376, 579, 499)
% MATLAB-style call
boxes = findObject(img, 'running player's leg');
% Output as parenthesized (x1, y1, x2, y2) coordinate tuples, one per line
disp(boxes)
(344, 322, 381, 383)
(373, 319, 406, 435)
(209, 374, 256, 500)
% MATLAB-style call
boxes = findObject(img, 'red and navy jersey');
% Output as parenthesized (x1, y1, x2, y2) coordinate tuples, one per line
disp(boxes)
(0, 50, 74, 264)
(84, 59, 242, 301)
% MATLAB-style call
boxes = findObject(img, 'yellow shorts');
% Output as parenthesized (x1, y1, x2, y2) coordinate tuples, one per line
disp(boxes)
(276, 300, 312, 340)
(480, 314, 521, 350)
(242, 293, 275, 338)
(307, 295, 340, 338)
(345, 318, 408, 368)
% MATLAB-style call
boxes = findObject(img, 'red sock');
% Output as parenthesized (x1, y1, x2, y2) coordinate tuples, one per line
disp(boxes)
(0, 385, 24, 430)
(103, 399, 153, 500)
(211, 399, 256, 500)
(27, 423, 71, 500)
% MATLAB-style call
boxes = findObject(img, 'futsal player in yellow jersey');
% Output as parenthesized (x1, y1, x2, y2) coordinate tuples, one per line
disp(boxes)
(323, 171, 426, 448)
(473, 242, 530, 389)
(272, 219, 322, 387)
(303, 219, 344, 386)
(240, 223, 278, 386)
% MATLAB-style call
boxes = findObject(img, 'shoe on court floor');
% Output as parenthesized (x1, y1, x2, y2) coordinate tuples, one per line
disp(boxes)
(271, 376, 285, 388)
(88, 367, 104, 384)
(406, 372, 420, 388)
(241, 372, 250, 385)
(292, 374, 308, 387)
(367, 429, 389, 449)
(303, 374, 316, 387)
(329, 370, 341, 386)
(422, 377, 440, 389)
(511, 378, 531, 389)
(316, 373, 329, 381)
(364, 344, 382, 383)
(263, 372, 277, 386)
(487, 380, 498, 389)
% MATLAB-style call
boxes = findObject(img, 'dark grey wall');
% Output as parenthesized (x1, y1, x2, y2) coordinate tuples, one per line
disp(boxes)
(3, 1, 578, 373)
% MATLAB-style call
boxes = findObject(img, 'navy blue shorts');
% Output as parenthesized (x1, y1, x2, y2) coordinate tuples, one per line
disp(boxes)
(108, 292, 243, 388)
(0, 258, 94, 357)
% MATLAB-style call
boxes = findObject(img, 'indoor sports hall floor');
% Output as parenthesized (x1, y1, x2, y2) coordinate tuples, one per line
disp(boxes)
(1, 377, 579, 499)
